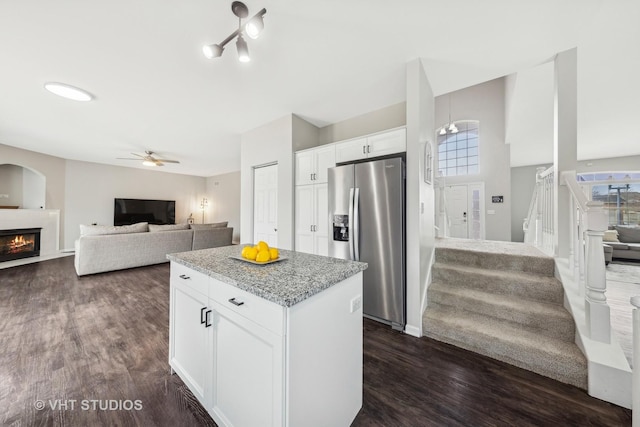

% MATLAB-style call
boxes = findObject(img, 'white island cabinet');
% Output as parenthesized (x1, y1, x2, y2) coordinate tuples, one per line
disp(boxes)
(168, 245, 367, 427)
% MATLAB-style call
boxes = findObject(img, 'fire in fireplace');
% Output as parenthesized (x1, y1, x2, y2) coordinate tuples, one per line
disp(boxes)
(0, 228, 42, 262)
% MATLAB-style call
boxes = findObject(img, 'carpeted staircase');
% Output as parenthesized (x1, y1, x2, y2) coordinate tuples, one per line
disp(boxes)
(423, 238, 587, 389)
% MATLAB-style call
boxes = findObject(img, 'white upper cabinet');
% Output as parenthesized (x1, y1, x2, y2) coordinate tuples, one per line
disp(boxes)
(335, 128, 406, 163)
(295, 144, 336, 185)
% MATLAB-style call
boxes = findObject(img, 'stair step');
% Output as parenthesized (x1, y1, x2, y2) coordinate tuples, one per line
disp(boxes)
(435, 242, 555, 277)
(422, 306, 587, 389)
(432, 262, 564, 304)
(428, 282, 575, 342)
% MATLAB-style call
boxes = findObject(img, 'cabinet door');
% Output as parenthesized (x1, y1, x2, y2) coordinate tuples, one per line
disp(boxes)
(209, 302, 284, 427)
(170, 280, 210, 407)
(335, 137, 367, 163)
(313, 145, 335, 183)
(295, 185, 315, 254)
(313, 183, 329, 256)
(367, 128, 406, 158)
(295, 151, 314, 185)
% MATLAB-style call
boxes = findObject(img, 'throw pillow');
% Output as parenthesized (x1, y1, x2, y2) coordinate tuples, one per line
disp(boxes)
(80, 222, 149, 236)
(602, 230, 619, 242)
(190, 222, 228, 230)
(614, 225, 640, 244)
(149, 223, 190, 232)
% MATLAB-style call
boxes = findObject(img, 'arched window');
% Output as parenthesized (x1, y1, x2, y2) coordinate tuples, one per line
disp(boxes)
(437, 120, 479, 177)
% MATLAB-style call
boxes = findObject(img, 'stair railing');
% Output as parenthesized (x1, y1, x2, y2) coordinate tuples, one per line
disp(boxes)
(632, 296, 640, 425)
(435, 177, 450, 238)
(562, 170, 611, 343)
(523, 166, 554, 254)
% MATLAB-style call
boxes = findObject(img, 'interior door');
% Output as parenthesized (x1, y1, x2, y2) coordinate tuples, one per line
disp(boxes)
(446, 184, 469, 238)
(253, 164, 278, 247)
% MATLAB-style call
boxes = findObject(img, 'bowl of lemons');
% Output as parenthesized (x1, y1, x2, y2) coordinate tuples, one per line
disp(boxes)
(235, 241, 284, 265)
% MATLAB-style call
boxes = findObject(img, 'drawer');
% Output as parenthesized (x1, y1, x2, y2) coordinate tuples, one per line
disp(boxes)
(210, 278, 284, 335)
(170, 262, 209, 296)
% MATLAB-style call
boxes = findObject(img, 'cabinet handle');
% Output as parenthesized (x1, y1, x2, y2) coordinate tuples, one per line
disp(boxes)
(200, 307, 207, 324)
(313, 173, 317, 180)
(179, 274, 190, 280)
(367, 145, 370, 153)
(310, 173, 313, 181)
(362, 145, 366, 154)
(229, 297, 244, 306)
(205, 310, 212, 327)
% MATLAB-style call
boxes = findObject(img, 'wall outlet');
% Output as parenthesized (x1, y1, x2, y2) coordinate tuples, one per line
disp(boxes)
(350, 295, 362, 313)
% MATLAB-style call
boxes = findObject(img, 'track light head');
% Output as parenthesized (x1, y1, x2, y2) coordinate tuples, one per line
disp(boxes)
(236, 34, 250, 62)
(245, 14, 264, 39)
(202, 44, 224, 59)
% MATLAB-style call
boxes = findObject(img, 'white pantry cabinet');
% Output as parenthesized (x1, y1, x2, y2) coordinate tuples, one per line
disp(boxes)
(294, 183, 328, 256)
(295, 144, 335, 185)
(334, 127, 406, 163)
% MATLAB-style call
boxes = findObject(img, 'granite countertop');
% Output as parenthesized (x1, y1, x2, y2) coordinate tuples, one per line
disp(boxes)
(167, 245, 368, 307)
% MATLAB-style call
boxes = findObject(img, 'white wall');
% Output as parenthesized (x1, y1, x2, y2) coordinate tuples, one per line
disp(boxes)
(240, 115, 295, 249)
(318, 103, 406, 145)
(0, 144, 66, 244)
(206, 171, 241, 244)
(292, 115, 320, 151)
(435, 78, 511, 242)
(64, 160, 205, 249)
(406, 59, 436, 337)
(22, 167, 45, 209)
(0, 164, 23, 207)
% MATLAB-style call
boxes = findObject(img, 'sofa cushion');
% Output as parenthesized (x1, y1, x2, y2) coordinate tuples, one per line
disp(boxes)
(606, 241, 629, 250)
(614, 226, 640, 244)
(629, 243, 640, 252)
(190, 222, 228, 230)
(603, 230, 619, 242)
(80, 222, 149, 236)
(149, 223, 190, 232)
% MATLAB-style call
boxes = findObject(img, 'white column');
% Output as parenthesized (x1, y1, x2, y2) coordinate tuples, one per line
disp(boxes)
(632, 296, 640, 427)
(584, 202, 610, 343)
(553, 48, 578, 259)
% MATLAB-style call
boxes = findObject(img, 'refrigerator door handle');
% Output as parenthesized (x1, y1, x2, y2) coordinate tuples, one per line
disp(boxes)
(348, 187, 355, 260)
(354, 187, 360, 261)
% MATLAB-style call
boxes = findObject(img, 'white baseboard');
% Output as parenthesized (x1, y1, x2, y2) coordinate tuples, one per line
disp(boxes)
(404, 324, 421, 338)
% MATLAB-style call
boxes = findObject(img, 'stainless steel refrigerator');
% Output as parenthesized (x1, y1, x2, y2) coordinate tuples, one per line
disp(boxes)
(328, 157, 405, 330)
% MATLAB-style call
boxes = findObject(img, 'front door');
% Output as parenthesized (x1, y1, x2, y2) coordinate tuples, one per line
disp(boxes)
(253, 164, 278, 247)
(445, 183, 484, 239)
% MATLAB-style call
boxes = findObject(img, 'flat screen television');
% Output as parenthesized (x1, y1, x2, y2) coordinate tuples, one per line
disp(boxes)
(114, 198, 176, 226)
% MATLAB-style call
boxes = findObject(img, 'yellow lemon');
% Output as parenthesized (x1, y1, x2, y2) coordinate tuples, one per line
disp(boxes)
(241, 246, 252, 259)
(256, 250, 270, 263)
(269, 248, 279, 260)
(257, 241, 269, 252)
(246, 247, 258, 261)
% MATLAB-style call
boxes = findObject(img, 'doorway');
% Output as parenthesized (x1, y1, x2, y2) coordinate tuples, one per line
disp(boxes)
(445, 183, 484, 239)
(253, 163, 278, 247)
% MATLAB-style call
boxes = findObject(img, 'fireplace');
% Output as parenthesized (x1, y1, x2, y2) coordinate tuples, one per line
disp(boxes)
(0, 228, 42, 262)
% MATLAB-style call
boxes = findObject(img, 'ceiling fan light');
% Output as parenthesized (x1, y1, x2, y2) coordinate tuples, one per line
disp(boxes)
(142, 160, 157, 167)
(203, 43, 224, 59)
(245, 15, 264, 39)
(236, 35, 250, 62)
(44, 82, 93, 101)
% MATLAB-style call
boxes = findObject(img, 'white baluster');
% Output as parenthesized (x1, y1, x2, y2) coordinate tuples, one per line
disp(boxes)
(632, 296, 640, 426)
(584, 202, 610, 343)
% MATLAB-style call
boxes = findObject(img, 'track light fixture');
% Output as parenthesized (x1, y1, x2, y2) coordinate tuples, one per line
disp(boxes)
(202, 1, 266, 62)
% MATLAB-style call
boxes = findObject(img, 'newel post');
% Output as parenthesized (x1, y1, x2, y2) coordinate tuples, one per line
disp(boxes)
(584, 201, 610, 343)
(632, 296, 640, 426)
(534, 167, 546, 246)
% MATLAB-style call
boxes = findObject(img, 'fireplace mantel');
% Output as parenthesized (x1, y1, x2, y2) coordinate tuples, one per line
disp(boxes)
(0, 209, 60, 259)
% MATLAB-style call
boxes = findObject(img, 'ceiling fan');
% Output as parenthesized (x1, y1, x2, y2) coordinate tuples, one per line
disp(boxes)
(117, 151, 180, 167)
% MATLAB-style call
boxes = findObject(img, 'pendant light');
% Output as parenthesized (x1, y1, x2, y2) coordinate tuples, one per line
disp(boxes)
(202, 1, 266, 63)
(440, 93, 458, 134)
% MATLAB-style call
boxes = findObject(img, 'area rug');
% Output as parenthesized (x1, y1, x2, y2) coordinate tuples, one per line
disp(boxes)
(607, 262, 640, 285)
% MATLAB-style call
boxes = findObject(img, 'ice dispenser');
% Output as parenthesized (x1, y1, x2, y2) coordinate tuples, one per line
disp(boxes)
(332, 215, 349, 241)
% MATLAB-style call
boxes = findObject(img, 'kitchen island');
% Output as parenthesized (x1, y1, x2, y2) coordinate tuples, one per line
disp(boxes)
(167, 245, 367, 427)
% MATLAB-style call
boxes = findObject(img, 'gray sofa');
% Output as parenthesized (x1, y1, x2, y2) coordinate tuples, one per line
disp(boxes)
(74, 222, 233, 276)
(605, 225, 640, 261)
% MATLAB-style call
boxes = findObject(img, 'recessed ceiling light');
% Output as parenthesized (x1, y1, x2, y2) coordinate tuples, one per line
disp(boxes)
(44, 82, 93, 102)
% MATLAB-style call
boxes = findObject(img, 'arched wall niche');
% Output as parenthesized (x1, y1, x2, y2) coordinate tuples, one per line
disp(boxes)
(0, 163, 47, 209)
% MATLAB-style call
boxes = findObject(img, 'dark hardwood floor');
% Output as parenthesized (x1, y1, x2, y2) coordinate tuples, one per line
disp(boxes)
(0, 257, 631, 426)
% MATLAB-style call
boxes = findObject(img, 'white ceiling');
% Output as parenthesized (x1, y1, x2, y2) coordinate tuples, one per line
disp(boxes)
(0, 0, 638, 176)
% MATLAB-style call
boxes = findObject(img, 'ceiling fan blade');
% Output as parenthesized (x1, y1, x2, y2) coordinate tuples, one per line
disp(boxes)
(159, 159, 180, 164)
(116, 157, 142, 161)
(131, 153, 146, 158)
